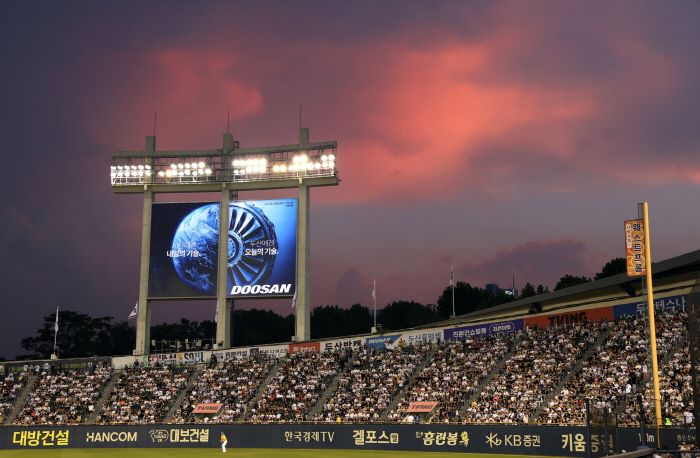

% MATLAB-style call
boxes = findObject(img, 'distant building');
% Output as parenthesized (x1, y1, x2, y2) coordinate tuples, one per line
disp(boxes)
(486, 283, 518, 298)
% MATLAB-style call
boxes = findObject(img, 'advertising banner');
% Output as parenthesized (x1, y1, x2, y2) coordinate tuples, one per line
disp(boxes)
(395, 329, 443, 347)
(625, 219, 646, 276)
(213, 348, 251, 361)
(366, 334, 402, 350)
(148, 199, 297, 299)
(192, 404, 224, 414)
(406, 402, 439, 413)
(444, 319, 524, 340)
(289, 342, 320, 354)
(612, 294, 687, 319)
(147, 352, 205, 366)
(524, 307, 614, 329)
(0, 424, 693, 454)
(322, 337, 364, 353)
(250, 344, 288, 358)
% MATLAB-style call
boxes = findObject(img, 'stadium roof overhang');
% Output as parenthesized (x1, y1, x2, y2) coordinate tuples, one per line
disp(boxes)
(418, 248, 700, 330)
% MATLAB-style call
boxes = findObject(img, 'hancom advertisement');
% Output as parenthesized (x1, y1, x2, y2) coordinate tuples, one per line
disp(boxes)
(148, 199, 297, 299)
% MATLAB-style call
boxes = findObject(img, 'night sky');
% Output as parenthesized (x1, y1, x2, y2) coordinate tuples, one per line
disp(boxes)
(1, 2, 699, 359)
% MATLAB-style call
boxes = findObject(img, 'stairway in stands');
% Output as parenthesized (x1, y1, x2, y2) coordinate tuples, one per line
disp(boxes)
(530, 325, 611, 421)
(163, 364, 204, 423)
(616, 333, 688, 417)
(458, 333, 523, 419)
(3, 373, 38, 425)
(307, 351, 358, 420)
(379, 342, 438, 421)
(87, 367, 123, 423)
(241, 358, 283, 421)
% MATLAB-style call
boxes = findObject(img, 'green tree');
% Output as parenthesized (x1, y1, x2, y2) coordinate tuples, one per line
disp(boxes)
(20, 311, 131, 359)
(379, 301, 442, 330)
(230, 309, 293, 347)
(311, 304, 372, 339)
(520, 283, 537, 299)
(594, 257, 626, 280)
(477, 291, 517, 310)
(436, 281, 490, 317)
(554, 274, 590, 291)
(536, 284, 550, 295)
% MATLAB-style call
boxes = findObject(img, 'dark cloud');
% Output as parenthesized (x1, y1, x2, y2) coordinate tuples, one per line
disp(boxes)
(457, 239, 602, 290)
(331, 267, 374, 307)
(0, 1, 698, 359)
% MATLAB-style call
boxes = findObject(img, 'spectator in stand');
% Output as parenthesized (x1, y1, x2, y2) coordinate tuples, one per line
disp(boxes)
(0, 369, 30, 423)
(389, 334, 514, 422)
(172, 357, 274, 423)
(14, 362, 112, 425)
(466, 320, 602, 424)
(247, 351, 340, 422)
(315, 344, 429, 422)
(97, 364, 187, 424)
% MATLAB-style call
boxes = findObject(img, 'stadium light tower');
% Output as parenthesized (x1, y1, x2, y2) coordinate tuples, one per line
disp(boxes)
(111, 128, 339, 354)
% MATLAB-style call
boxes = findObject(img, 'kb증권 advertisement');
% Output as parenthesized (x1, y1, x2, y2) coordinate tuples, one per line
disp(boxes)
(148, 199, 297, 299)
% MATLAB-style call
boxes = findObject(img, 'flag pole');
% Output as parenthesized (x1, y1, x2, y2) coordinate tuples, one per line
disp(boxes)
(374, 278, 377, 331)
(52, 306, 59, 358)
(642, 202, 662, 426)
(451, 264, 455, 317)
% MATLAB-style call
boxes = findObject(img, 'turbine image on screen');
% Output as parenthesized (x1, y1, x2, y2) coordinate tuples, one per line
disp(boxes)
(171, 202, 279, 295)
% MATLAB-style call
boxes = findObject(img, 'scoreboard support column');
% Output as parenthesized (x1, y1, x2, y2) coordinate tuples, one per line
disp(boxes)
(135, 136, 155, 355)
(216, 182, 232, 349)
(296, 128, 311, 341)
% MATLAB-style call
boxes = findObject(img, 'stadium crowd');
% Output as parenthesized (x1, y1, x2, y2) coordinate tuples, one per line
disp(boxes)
(0, 369, 30, 423)
(247, 351, 341, 422)
(617, 311, 691, 426)
(97, 363, 187, 424)
(463, 320, 604, 423)
(13, 362, 112, 425)
(388, 334, 514, 422)
(172, 357, 275, 423)
(315, 343, 430, 422)
(535, 311, 689, 425)
(2, 307, 694, 427)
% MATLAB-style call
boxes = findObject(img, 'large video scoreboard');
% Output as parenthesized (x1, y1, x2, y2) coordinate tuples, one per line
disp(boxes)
(148, 199, 297, 299)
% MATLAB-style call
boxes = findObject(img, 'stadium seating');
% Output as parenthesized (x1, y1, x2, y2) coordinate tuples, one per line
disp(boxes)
(247, 351, 340, 422)
(172, 358, 275, 423)
(0, 370, 30, 423)
(464, 321, 604, 423)
(97, 364, 187, 424)
(4, 307, 693, 427)
(315, 343, 430, 422)
(387, 335, 514, 422)
(13, 362, 111, 425)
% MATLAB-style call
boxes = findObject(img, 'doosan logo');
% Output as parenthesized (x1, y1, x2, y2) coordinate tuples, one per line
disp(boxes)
(230, 284, 292, 295)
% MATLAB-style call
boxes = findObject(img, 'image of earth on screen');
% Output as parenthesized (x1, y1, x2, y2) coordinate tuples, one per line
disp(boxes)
(148, 199, 297, 299)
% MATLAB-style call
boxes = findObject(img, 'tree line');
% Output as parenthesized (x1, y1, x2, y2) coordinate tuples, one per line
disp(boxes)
(14, 258, 625, 361)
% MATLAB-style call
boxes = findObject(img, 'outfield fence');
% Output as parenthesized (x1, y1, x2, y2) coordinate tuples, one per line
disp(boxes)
(0, 423, 695, 456)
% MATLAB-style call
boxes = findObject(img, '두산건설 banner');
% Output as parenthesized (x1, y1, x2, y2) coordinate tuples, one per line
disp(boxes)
(148, 199, 297, 299)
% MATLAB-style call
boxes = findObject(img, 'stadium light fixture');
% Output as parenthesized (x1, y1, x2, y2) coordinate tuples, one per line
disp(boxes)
(111, 141, 337, 188)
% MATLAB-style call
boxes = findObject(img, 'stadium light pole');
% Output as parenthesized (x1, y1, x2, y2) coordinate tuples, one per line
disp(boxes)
(112, 129, 339, 354)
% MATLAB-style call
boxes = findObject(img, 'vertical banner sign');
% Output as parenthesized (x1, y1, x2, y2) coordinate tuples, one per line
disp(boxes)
(624, 219, 646, 276)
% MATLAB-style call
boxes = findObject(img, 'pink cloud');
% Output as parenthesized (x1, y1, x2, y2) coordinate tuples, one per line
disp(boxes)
(65, 2, 699, 208)
(83, 48, 263, 150)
